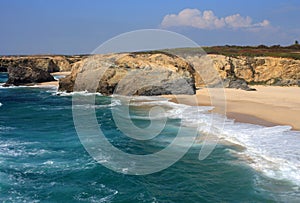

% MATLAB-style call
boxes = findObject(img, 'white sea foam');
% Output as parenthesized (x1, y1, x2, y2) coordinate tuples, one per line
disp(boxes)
(53, 75, 66, 80)
(0, 84, 58, 90)
(125, 96, 300, 185)
(0, 140, 48, 158)
(55, 90, 103, 97)
(73, 98, 121, 110)
(0, 125, 15, 131)
(147, 98, 300, 186)
(0, 85, 20, 89)
(32, 84, 58, 89)
(218, 123, 300, 185)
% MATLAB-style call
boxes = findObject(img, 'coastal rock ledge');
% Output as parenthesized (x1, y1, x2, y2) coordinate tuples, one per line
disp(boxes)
(59, 52, 196, 96)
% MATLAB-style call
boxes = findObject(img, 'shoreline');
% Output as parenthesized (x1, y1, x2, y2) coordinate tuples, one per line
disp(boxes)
(26, 73, 300, 131)
(163, 86, 300, 131)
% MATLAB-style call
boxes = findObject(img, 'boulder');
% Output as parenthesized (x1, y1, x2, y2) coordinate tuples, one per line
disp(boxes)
(224, 78, 256, 91)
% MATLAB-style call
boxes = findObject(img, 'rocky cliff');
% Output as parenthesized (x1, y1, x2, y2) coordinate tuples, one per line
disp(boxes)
(4, 66, 55, 86)
(59, 52, 196, 95)
(1, 52, 300, 92)
(207, 55, 300, 87)
(0, 55, 86, 86)
(59, 53, 300, 94)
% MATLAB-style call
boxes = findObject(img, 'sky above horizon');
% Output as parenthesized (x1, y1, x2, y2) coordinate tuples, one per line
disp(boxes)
(1, 0, 300, 55)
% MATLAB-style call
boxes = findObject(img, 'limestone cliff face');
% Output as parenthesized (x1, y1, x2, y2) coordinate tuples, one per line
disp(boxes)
(207, 55, 300, 86)
(59, 52, 196, 95)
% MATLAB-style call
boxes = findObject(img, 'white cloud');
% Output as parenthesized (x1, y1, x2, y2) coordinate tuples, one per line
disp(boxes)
(161, 9, 270, 30)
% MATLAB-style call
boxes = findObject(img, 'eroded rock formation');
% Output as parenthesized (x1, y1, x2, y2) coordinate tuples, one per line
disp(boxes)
(59, 52, 196, 96)
(0, 55, 84, 73)
(1, 52, 300, 92)
(0, 55, 86, 86)
(4, 66, 55, 86)
(209, 55, 300, 86)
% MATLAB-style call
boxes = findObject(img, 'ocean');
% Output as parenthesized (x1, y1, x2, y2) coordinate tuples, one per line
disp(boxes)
(0, 72, 300, 202)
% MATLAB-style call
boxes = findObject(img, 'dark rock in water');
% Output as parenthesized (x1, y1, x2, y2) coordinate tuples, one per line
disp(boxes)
(4, 66, 55, 86)
(0, 67, 7, 72)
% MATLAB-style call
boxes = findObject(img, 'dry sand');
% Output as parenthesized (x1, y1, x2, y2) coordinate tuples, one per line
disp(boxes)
(164, 86, 300, 130)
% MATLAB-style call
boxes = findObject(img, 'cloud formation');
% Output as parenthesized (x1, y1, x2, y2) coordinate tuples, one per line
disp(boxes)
(161, 9, 270, 30)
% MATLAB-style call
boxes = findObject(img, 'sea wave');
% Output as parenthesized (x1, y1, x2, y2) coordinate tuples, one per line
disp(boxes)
(122, 95, 300, 186)
(153, 98, 300, 186)
(73, 99, 121, 109)
(0, 84, 58, 90)
(55, 90, 103, 97)
(219, 123, 300, 185)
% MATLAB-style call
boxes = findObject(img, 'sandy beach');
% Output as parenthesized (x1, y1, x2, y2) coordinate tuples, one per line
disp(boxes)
(164, 86, 300, 130)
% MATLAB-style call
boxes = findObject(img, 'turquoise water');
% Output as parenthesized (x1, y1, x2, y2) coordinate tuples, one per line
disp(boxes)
(0, 73, 299, 202)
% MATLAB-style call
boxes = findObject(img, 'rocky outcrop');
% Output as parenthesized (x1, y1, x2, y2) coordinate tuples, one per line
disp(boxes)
(0, 55, 87, 86)
(58, 59, 85, 92)
(4, 66, 55, 86)
(0, 56, 58, 73)
(208, 55, 300, 87)
(2, 52, 300, 91)
(59, 52, 196, 96)
(0, 55, 85, 73)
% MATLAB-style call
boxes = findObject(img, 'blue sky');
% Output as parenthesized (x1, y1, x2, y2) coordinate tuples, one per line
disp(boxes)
(0, 0, 300, 55)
